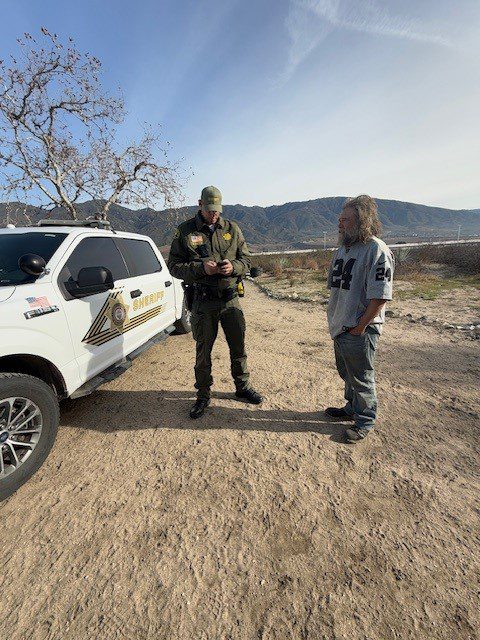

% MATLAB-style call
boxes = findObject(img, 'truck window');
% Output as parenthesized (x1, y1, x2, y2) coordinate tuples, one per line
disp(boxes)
(115, 238, 162, 277)
(0, 232, 67, 286)
(59, 237, 128, 288)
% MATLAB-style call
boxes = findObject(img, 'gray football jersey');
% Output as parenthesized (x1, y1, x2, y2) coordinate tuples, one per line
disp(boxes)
(327, 237, 394, 339)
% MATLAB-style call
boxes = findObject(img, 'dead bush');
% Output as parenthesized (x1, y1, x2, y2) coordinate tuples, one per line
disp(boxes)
(416, 244, 479, 274)
(253, 249, 333, 277)
(272, 263, 284, 278)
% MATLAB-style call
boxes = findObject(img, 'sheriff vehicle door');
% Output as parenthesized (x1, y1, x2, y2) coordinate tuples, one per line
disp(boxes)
(113, 236, 176, 355)
(55, 234, 131, 383)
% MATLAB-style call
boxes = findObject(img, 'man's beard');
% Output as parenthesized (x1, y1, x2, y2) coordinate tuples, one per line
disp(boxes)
(339, 228, 360, 246)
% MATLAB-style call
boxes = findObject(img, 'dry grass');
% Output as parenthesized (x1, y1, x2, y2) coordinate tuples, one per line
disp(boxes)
(253, 250, 332, 277)
(393, 245, 480, 300)
(252, 243, 480, 301)
(256, 269, 330, 300)
(415, 243, 480, 274)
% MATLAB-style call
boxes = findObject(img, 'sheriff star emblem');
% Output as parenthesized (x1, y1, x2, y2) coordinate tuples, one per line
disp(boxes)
(106, 293, 129, 332)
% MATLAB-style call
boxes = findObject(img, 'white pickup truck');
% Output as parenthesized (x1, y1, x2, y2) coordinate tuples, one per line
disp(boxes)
(0, 219, 191, 500)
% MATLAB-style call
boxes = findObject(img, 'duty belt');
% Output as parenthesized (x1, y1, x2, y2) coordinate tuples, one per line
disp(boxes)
(193, 283, 237, 301)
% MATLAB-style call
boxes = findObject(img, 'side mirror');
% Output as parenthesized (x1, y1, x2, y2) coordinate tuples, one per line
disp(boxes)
(18, 254, 46, 277)
(67, 266, 114, 298)
(77, 266, 113, 290)
(249, 267, 263, 278)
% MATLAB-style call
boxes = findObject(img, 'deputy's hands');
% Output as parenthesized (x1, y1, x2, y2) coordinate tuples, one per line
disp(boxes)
(349, 324, 366, 335)
(218, 259, 234, 276)
(204, 260, 219, 275)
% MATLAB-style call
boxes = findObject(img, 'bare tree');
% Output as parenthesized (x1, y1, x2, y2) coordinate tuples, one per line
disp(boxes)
(0, 28, 183, 221)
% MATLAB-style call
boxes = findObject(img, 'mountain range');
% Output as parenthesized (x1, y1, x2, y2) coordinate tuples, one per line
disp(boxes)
(1, 197, 479, 251)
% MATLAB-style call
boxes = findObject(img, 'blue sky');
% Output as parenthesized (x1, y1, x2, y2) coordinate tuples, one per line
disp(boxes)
(0, 0, 479, 209)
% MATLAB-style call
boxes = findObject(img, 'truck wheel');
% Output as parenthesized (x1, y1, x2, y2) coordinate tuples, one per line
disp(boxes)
(172, 297, 192, 334)
(0, 373, 59, 501)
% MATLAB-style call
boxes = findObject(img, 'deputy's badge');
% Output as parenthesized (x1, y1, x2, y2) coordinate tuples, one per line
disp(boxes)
(189, 234, 203, 246)
(222, 232, 232, 241)
(106, 293, 129, 332)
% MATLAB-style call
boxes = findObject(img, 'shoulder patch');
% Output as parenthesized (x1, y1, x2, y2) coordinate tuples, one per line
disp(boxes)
(189, 233, 204, 246)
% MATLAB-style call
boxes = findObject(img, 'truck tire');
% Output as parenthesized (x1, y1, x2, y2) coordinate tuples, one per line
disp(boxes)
(172, 297, 192, 335)
(0, 373, 59, 501)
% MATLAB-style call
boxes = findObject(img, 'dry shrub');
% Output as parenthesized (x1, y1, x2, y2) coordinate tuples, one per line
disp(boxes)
(253, 249, 333, 277)
(391, 243, 480, 276)
(391, 248, 421, 279)
(394, 262, 425, 280)
(289, 255, 304, 269)
(305, 257, 319, 270)
(416, 244, 479, 274)
(272, 263, 284, 278)
(254, 244, 479, 282)
(390, 243, 480, 282)
(315, 251, 333, 273)
(252, 255, 278, 273)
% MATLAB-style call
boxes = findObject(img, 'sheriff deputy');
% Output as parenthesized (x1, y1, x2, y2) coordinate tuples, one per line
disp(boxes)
(168, 185, 263, 419)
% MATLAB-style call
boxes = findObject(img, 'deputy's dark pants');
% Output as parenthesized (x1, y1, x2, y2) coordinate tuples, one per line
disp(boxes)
(191, 296, 251, 399)
(333, 327, 379, 430)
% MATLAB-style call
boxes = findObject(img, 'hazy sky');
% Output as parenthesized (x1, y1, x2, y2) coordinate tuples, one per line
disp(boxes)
(0, 0, 479, 209)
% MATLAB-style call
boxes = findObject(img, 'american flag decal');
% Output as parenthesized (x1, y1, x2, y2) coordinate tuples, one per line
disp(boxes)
(26, 296, 50, 309)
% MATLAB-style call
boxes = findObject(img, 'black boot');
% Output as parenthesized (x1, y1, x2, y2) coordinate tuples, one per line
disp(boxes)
(235, 388, 263, 404)
(345, 426, 371, 443)
(325, 407, 354, 420)
(189, 398, 210, 419)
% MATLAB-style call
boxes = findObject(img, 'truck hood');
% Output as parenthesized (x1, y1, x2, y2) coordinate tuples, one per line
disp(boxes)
(0, 286, 16, 302)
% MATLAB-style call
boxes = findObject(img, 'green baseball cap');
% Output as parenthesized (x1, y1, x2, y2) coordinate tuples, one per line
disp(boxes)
(200, 185, 222, 213)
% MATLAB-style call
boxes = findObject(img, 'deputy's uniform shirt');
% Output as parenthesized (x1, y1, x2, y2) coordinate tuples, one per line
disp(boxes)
(167, 213, 252, 290)
(327, 236, 394, 339)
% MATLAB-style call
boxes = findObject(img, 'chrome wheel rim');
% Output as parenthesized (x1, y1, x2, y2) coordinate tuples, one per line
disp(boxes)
(0, 397, 43, 479)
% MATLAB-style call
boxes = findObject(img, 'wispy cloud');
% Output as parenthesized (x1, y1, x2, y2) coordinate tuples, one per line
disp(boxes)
(283, 0, 454, 81)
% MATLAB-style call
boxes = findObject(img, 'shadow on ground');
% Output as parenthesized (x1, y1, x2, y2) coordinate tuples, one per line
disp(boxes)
(61, 389, 348, 442)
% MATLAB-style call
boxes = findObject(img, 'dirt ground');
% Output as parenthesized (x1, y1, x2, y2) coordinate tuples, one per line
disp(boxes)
(1, 284, 479, 640)
(390, 286, 480, 327)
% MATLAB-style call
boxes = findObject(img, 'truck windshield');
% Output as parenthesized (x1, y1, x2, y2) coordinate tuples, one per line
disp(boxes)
(0, 232, 67, 286)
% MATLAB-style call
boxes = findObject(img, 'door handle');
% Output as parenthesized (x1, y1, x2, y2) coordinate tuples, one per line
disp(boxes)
(165, 281, 172, 287)
(130, 289, 142, 298)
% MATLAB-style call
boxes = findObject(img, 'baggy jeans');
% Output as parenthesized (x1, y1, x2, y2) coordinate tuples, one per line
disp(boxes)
(333, 327, 379, 430)
(191, 296, 251, 399)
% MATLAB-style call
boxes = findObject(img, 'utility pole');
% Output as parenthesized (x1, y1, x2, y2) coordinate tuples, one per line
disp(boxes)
(323, 231, 327, 250)
(457, 225, 461, 241)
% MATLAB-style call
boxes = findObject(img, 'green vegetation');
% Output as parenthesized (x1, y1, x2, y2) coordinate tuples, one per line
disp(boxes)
(392, 243, 480, 300)
(395, 274, 480, 301)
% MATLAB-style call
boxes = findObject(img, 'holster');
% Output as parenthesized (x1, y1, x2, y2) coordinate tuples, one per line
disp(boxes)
(182, 283, 195, 311)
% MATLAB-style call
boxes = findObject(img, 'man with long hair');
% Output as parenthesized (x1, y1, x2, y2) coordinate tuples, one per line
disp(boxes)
(325, 195, 394, 443)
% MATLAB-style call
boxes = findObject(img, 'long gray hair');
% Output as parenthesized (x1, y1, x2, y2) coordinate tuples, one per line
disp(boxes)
(343, 195, 382, 243)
